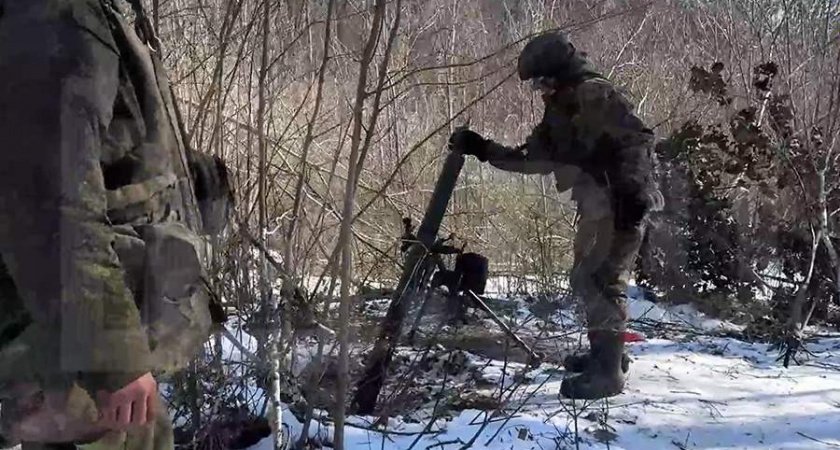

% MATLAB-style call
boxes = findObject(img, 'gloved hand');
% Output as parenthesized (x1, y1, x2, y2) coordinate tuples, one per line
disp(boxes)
(448, 128, 488, 161)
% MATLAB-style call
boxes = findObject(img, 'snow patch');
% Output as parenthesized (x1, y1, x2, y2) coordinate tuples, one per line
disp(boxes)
(243, 284, 840, 450)
(626, 285, 743, 334)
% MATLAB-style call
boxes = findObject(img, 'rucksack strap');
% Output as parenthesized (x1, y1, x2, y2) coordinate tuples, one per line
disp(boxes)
(124, 0, 160, 52)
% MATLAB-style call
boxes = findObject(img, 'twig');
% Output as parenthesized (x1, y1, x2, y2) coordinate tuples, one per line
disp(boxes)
(467, 291, 541, 363)
(379, 309, 449, 417)
(426, 439, 465, 450)
(670, 390, 702, 396)
(220, 327, 269, 370)
(460, 340, 534, 449)
(332, 419, 442, 437)
(796, 432, 840, 448)
(483, 373, 554, 446)
(406, 350, 455, 450)
(806, 361, 840, 371)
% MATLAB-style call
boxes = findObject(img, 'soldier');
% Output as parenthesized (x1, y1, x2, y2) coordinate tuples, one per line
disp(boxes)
(449, 32, 657, 399)
(0, 0, 230, 448)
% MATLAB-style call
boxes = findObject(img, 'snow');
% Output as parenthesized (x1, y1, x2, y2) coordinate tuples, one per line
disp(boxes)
(249, 336, 840, 450)
(220, 320, 322, 377)
(245, 286, 840, 450)
(484, 276, 570, 297)
(625, 286, 744, 334)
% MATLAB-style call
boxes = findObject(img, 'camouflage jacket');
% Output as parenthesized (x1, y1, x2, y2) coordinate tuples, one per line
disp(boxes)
(485, 77, 656, 230)
(0, 0, 227, 393)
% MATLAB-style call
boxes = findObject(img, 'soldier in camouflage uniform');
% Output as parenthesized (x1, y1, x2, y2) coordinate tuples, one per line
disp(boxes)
(449, 32, 656, 399)
(0, 0, 230, 447)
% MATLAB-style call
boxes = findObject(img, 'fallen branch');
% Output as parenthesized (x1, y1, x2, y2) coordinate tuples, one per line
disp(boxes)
(427, 439, 465, 449)
(796, 431, 840, 448)
(484, 373, 554, 446)
(341, 420, 443, 438)
(467, 291, 541, 364)
(406, 350, 456, 450)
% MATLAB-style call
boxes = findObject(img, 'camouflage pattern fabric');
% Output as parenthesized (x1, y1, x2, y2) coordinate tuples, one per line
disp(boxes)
(0, 0, 155, 391)
(0, 0, 228, 447)
(10, 389, 173, 450)
(484, 77, 656, 332)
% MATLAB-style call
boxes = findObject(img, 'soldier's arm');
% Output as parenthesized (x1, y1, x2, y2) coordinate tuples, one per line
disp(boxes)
(483, 123, 556, 175)
(0, 0, 152, 392)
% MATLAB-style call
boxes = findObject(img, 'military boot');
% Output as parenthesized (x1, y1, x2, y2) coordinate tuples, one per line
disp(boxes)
(563, 350, 630, 374)
(560, 331, 626, 400)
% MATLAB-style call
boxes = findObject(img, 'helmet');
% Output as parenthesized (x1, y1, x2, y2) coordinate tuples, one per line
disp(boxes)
(517, 32, 591, 83)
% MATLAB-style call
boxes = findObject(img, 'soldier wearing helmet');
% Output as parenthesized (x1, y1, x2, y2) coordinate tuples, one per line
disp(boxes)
(449, 32, 657, 399)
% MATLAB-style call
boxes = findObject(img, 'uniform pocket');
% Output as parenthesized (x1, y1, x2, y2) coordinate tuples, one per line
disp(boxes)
(66, 0, 120, 55)
(136, 223, 212, 373)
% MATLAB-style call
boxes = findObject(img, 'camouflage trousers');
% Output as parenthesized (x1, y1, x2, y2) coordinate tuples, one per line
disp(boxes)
(570, 192, 645, 333)
(0, 314, 175, 450)
(4, 393, 174, 450)
(0, 248, 173, 450)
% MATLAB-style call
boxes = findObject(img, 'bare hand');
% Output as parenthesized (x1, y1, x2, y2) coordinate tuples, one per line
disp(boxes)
(96, 372, 158, 430)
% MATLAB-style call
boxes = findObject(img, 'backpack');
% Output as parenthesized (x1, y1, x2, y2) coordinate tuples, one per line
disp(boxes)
(102, 0, 229, 373)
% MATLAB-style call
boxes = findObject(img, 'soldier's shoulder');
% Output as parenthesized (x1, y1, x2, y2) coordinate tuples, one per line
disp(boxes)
(576, 78, 637, 113)
(576, 77, 614, 99)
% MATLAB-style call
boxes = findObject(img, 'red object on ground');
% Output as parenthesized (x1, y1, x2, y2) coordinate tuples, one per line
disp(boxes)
(622, 331, 646, 343)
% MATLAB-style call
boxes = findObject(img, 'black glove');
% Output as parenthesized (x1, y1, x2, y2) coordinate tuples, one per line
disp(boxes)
(448, 128, 488, 161)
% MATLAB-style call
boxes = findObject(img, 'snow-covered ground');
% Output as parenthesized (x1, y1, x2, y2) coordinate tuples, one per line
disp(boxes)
(245, 286, 840, 450)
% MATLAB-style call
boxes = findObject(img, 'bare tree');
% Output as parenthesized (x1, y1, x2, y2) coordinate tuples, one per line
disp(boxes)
(335, 0, 391, 447)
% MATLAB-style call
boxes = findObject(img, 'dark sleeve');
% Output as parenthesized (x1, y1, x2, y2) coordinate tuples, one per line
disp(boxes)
(484, 122, 556, 175)
(0, 0, 152, 391)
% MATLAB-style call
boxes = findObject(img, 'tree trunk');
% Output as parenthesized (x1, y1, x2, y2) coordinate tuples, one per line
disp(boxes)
(255, 0, 283, 446)
(292, 2, 335, 446)
(334, 0, 388, 447)
(284, 0, 335, 289)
